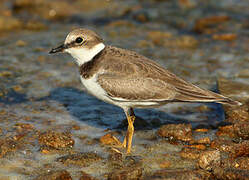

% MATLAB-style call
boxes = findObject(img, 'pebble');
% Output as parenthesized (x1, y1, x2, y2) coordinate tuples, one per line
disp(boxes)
(198, 150, 221, 171)
(38, 130, 74, 149)
(34, 170, 72, 180)
(56, 152, 102, 167)
(157, 123, 193, 142)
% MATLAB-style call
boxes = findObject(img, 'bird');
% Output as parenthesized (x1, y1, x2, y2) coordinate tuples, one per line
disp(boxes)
(49, 28, 241, 154)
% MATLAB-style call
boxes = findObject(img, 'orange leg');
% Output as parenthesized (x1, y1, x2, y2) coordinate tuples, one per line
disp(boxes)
(123, 108, 135, 153)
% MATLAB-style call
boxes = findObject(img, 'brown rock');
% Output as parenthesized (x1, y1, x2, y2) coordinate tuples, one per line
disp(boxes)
(25, 21, 47, 31)
(147, 31, 198, 48)
(0, 71, 13, 78)
(194, 128, 209, 132)
(145, 169, 212, 180)
(159, 161, 171, 168)
(100, 133, 122, 146)
(38, 130, 74, 149)
(79, 171, 98, 180)
(193, 15, 230, 33)
(178, 0, 197, 9)
(0, 16, 23, 32)
(216, 125, 235, 138)
(108, 168, 142, 180)
(13, 123, 34, 131)
(237, 69, 249, 78)
(211, 139, 249, 158)
(232, 141, 249, 158)
(0, 139, 19, 158)
(147, 31, 172, 46)
(210, 139, 234, 153)
(198, 150, 221, 171)
(218, 77, 249, 123)
(195, 137, 211, 144)
(213, 167, 249, 180)
(217, 123, 249, 140)
(185, 144, 206, 150)
(56, 152, 102, 167)
(108, 156, 143, 180)
(225, 105, 249, 124)
(15, 40, 27, 47)
(223, 157, 249, 170)
(157, 123, 192, 142)
(180, 148, 201, 159)
(107, 20, 135, 28)
(212, 33, 237, 41)
(34, 170, 72, 180)
(233, 123, 249, 140)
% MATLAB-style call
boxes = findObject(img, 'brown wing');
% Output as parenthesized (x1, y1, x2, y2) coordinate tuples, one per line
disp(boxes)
(96, 46, 240, 105)
(98, 75, 177, 101)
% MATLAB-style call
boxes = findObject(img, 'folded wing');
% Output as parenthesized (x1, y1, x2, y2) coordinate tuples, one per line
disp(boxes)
(96, 46, 240, 106)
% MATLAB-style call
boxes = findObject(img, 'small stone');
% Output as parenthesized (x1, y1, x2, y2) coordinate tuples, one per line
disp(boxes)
(193, 15, 230, 33)
(0, 16, 23, 31)
(0, 139, 18, 158)
(216, 125, 235, 138)
(213, 167, 249, 180)
(195, 137, 211, 144)
(100, 133, 122, 146)
(223, 157, 249, 170)
(56, 152, 102, 167)
(72, 124, 80, 130)
(12, 85, 23, 92)
(145, 169, 212, 179)
(107, 20, 135, 28)
(25, 21, 47, 31)
(159, 161, 171, 168)
(38, 130, 74, 149)
(180, 148, 201, 159)
(194, 128, 209, 132)
(34, 170, 72, 180)
(210, 139, 236, 154)
(157, 123, 192, 142)
(147, 31, 172, 46)
(108, 167, 142, 180)
(212, 33, 237, 41)
(13, 123, 34, 131)
(232, 141, 249, 158)
(108, 155, 143, 180)
(0, 71, 13, 77)
(234, 123, 249, 140)
(198, 150, 221, 171)
(79, 171, 97, 180)
(185, 144, 206, 150)
(237, 69, 249, 78)
(15, 40, 27, 47)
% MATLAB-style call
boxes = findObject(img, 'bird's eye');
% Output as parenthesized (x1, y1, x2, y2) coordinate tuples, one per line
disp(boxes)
(75, 37, 83, 44)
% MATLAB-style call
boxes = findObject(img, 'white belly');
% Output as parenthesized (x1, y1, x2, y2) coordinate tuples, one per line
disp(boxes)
(80, 75, 112, 104)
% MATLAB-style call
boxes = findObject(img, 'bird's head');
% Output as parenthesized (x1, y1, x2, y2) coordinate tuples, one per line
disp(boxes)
(49, 28, 105, 66)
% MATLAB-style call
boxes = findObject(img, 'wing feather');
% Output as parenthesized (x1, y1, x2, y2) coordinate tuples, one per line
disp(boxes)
(94, 46, 239, 105)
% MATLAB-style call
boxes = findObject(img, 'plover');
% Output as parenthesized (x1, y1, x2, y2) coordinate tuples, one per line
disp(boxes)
(49, 28, 241, 153)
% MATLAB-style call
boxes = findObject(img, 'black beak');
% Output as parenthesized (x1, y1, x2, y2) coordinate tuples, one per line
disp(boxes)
(49, 44, 66, 54)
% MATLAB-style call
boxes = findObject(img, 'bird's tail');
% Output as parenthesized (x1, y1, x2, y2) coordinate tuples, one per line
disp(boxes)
(174, 85, 242, 106)
(217, 98, 242, 106)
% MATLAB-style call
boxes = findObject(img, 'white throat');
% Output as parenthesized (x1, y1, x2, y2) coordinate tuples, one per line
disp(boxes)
(66, 43, 105, 66)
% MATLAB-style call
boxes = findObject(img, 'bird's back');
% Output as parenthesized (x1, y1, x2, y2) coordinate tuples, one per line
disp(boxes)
(91, 46, 241, 106)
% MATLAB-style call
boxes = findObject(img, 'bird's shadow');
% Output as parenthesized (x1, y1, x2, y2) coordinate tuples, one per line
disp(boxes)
(0, 86, 225, 130)
(38, 87, 225, 130)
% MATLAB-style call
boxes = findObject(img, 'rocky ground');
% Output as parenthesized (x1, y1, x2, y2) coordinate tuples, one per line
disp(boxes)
(0, 0, 249, 179)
